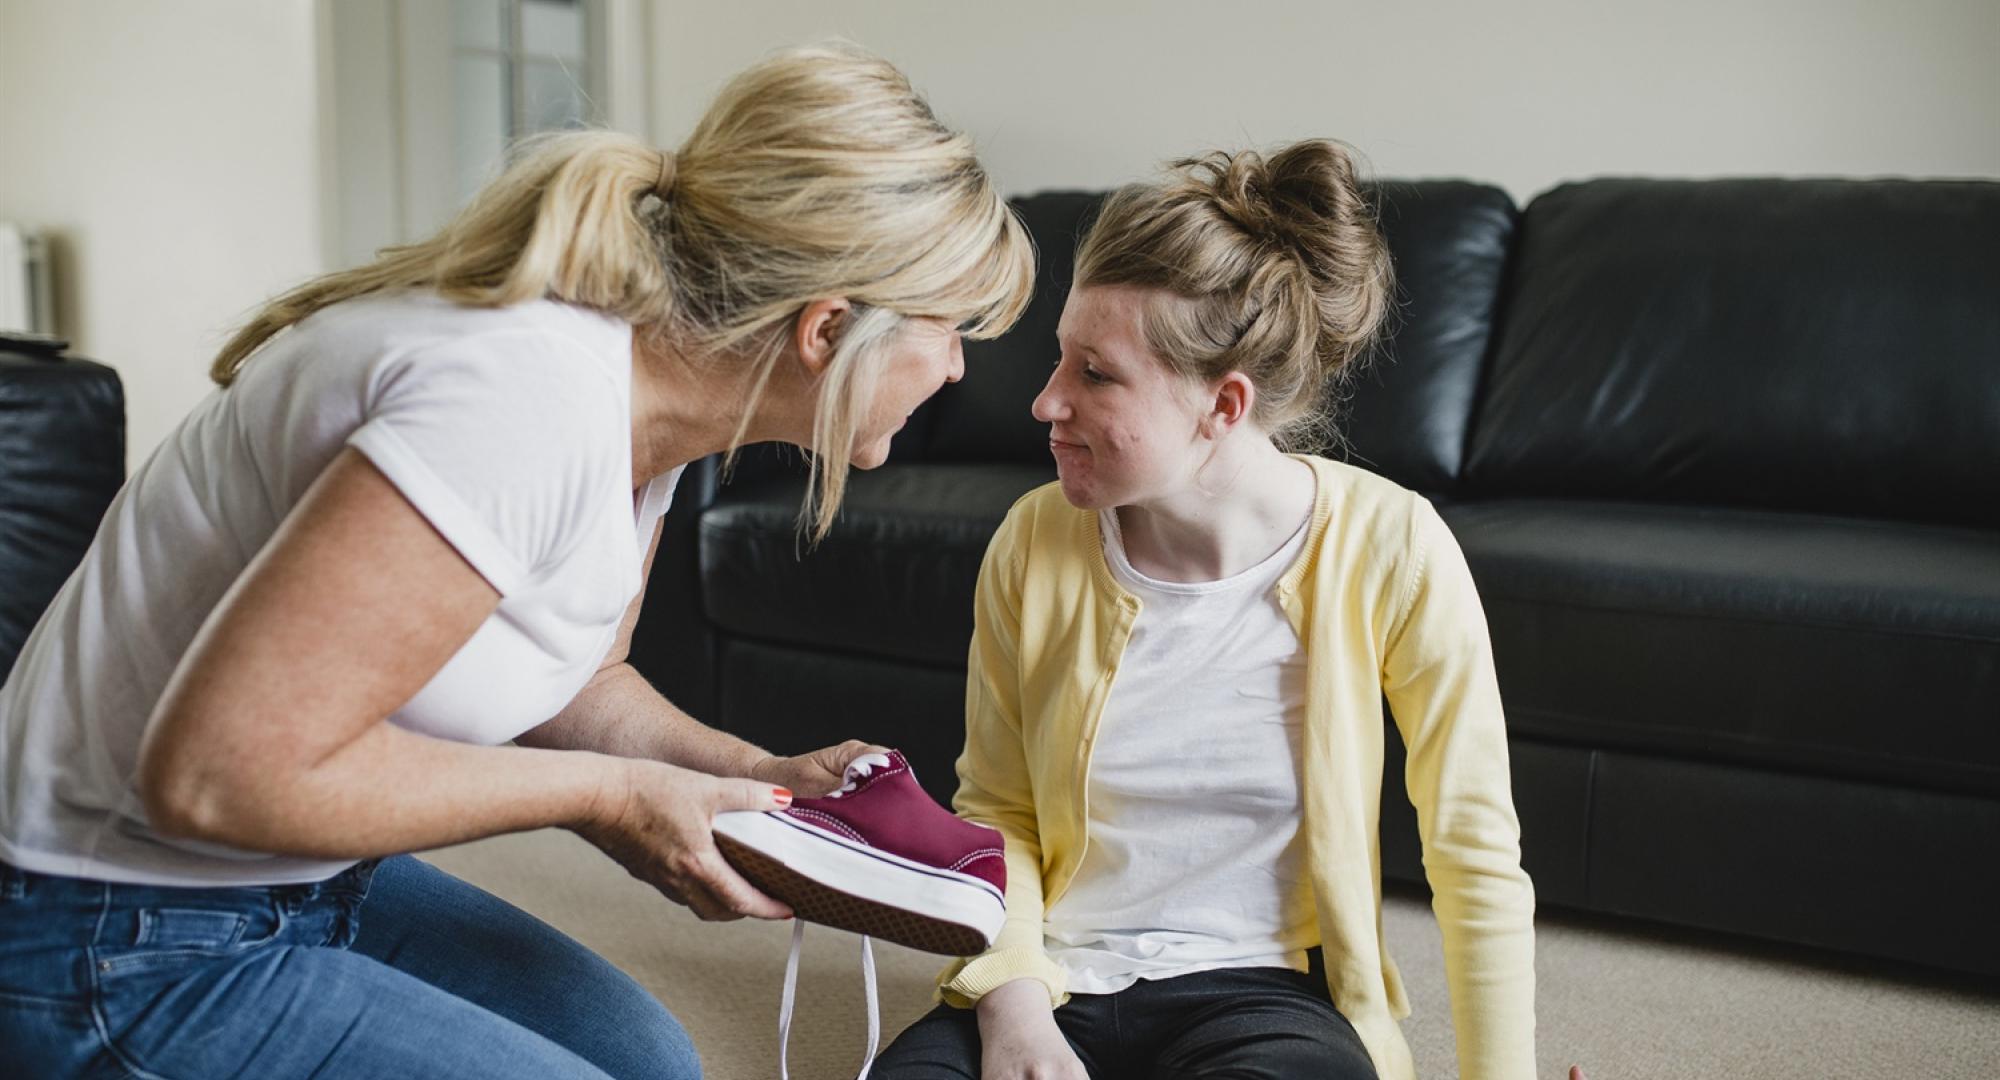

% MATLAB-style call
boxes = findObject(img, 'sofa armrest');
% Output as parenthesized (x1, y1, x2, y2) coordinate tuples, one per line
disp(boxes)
(0, 340, 125, 682)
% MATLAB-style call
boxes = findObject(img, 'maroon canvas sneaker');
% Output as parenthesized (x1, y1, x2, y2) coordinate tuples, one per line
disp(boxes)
(713, 751, 1007, 955)
(714, 752, 1007, 1079)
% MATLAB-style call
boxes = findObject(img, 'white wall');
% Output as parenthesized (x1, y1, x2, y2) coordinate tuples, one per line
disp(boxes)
(0, 0, 326, 467)
(3, 0, 1991, 465)
(648, 0, 2000, 201)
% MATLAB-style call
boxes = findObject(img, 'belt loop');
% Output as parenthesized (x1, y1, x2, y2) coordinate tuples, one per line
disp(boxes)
(277, 884, 309, 917)
(91, 881, 115, 948)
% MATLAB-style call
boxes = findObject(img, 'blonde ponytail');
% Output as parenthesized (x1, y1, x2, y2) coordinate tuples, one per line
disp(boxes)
(212, 133, 674, 386)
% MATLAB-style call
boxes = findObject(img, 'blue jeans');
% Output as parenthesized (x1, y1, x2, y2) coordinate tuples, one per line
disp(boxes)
(0, 854, 701, 1079)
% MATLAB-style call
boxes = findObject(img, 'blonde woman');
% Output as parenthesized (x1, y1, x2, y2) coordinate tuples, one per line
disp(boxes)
(873, 142, 1537, 1080)
(0, 45, 1030, 1080)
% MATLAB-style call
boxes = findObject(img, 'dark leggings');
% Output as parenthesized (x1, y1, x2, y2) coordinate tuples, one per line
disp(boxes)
(871, 961, 1378, 1080)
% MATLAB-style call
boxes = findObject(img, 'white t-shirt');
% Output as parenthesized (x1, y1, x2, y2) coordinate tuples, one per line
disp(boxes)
(0, 291, 680, 887)
(1043, 508, 1317, 994)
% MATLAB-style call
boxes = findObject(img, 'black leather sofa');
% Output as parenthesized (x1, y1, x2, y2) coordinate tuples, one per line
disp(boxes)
(630, 177, 2000, 979)
(0, 335, 124, 683)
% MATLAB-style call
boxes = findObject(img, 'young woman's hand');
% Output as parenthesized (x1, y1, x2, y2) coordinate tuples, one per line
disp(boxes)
(975, 979, 1088, 1080)
(576, 758, 795, 921)
(749, 739, 890, 797)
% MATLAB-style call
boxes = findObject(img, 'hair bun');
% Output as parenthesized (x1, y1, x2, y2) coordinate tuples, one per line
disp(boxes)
(1190, 143, 1377, 287)
(1184, 142, 1394, 385)
(1073, 138, 1394, 454)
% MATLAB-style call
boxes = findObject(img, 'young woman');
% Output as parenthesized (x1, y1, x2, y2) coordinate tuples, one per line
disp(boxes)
(0, 44, 1030, 1080)
(874, 142, 1537, 1080)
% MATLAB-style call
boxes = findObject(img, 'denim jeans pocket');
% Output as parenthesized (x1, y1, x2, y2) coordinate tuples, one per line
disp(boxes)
(140, 907, 249, 948)
(87, 902, 293, 1080)
(94, 902, 284, 975)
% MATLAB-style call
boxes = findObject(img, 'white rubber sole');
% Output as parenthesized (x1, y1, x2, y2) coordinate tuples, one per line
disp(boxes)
(712, 810, 1005, 955)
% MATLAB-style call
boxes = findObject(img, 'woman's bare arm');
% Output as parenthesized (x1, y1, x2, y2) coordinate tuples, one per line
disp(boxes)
(136, 446, 629, 858)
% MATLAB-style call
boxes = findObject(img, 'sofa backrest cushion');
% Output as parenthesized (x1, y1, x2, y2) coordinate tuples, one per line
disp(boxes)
(923, 190, 1101, 465)
(922, 182, 1518, 494)
(1465, 179, 2000, 527)
(1336, 182, 1515, 491)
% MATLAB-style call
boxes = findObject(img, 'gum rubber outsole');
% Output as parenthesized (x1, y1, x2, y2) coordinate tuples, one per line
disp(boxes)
(714, 832, 992, 956)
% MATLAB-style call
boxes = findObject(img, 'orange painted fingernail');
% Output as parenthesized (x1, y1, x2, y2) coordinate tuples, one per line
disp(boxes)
(772, 787, 792, 805)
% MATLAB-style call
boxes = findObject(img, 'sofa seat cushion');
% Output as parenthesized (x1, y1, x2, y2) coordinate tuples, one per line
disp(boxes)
(699, 463, 1053, 667)
(1442, 499, 2000, 795)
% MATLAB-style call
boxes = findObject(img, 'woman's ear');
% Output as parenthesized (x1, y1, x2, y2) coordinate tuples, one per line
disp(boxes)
(792, 299, 853, 377)
(1203, 371, 1257, 438)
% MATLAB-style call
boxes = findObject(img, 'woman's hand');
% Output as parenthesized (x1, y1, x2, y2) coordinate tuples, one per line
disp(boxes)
(576, 758, 795, 921)
(748, 739, 890, 797)
(975, 978, 1088, 1080)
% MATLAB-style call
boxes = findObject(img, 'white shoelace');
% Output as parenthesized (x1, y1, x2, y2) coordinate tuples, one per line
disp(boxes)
(777, 920, 879, 1080)
(827, 752, 892, 799)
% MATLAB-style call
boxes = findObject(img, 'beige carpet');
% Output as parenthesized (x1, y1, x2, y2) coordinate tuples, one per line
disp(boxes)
(418, 830, 2000, 1080)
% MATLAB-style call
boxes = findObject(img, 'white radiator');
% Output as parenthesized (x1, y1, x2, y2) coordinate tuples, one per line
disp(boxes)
(0, 224, 56, 335)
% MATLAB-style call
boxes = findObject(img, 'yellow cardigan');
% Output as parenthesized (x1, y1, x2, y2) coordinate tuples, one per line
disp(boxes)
(937, 455, 1537, 1080)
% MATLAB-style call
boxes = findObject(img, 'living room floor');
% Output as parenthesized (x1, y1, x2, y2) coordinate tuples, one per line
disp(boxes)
(420, 831, 1999, 1079)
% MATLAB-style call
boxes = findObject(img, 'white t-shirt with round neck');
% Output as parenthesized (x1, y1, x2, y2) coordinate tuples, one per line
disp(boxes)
(0, 291, 680, 887)
(1042, 507, 1317, 995)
